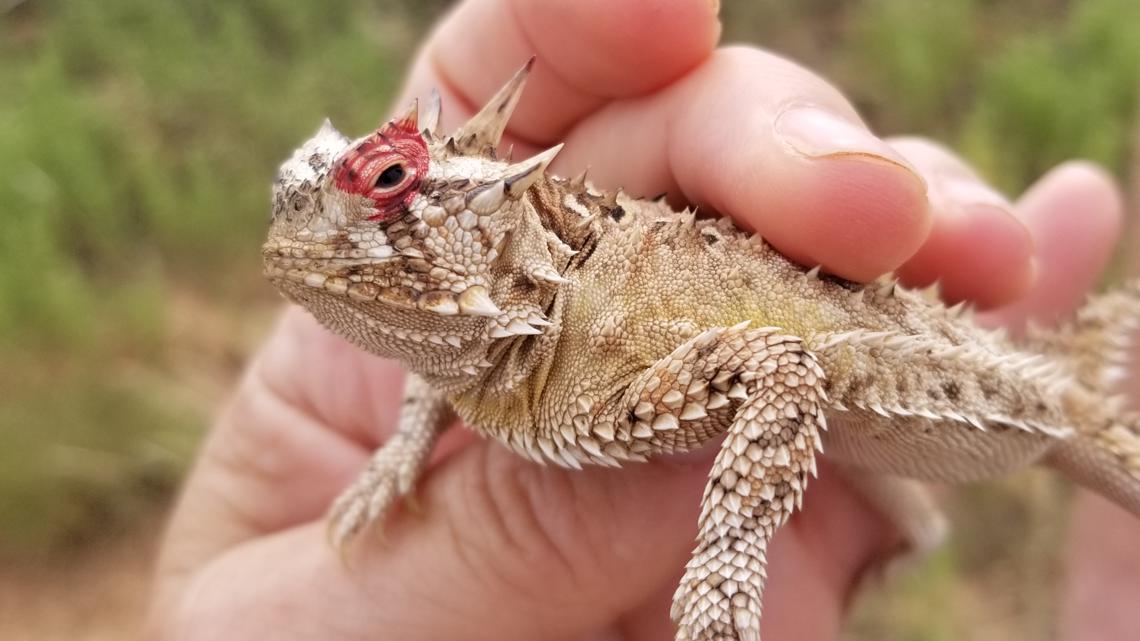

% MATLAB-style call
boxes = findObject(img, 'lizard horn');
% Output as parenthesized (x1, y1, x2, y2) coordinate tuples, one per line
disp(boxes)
(505, 143, 564, 198)
(391, 98, 418, 131)
(422, 88, 442, 137)
(451, 57, 535, 154)
(315, 117, 347, 142)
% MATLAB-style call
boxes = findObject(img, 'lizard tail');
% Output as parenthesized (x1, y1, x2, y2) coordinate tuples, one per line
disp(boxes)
(1025, 279, 1140, 393)
(1034, 279, 1140, 515)
(1046, 413, 1140, 517)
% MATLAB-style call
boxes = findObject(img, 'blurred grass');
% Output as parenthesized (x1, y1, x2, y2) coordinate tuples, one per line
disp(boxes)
(0, 0, 1137, 637)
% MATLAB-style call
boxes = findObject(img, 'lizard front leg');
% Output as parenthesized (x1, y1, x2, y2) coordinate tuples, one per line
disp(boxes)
(616, 324, 826, 641)
(328, 373, 454, 549)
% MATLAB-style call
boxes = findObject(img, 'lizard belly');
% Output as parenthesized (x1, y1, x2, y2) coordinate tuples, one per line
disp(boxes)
(822, 410, 1054, 482)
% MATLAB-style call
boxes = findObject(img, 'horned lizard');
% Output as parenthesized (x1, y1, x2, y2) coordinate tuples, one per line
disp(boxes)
(262, 61, 1140, 640)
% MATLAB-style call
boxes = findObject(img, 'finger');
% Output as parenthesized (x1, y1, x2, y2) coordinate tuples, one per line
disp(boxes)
(397, 0, 721, 144)
(888, 137, 1035, 308)
(559, 46, 930, 281)
(981, 161, 1123, 329)
(161, 446, 893, 641)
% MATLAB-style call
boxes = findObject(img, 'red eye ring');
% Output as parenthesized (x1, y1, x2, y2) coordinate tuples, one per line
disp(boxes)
(333, 118, 429, 222)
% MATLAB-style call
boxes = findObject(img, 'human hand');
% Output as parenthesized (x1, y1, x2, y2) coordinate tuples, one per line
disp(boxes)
(148, 1, 1129, 639)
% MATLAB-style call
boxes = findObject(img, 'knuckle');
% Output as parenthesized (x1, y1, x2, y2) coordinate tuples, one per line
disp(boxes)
(712, 45, 858, 117)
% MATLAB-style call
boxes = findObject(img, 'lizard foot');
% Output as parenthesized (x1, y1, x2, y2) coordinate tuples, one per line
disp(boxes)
(327, 434, 423, 551)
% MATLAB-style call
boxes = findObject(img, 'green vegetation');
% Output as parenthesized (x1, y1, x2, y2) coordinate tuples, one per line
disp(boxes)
(724, 0, 1140, 193)
(0, 0, 417, 551)
(0, 0, 1137, 635)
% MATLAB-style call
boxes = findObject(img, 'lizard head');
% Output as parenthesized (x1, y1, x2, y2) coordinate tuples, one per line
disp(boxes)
(263, 60, 572, 378)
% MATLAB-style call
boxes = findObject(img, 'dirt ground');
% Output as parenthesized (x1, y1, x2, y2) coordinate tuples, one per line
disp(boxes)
(0, 526, 159, 641)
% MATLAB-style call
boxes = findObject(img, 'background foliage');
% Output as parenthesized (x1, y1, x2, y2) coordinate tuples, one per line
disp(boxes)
(1, 0, 1137, 638)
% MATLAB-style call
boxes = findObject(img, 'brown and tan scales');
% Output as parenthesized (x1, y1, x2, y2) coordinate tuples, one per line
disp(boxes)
(261, 62, 1140, 641)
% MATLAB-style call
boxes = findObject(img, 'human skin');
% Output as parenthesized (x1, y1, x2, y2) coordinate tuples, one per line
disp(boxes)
(147, 1, 1138, 639)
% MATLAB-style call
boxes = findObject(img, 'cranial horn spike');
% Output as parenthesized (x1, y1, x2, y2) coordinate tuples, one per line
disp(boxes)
(392, 98, 418, 131)
(452, 57, 535, 153)
(467, 180, 507, 215)
(314, 118, 348, 143)
(505, 143, 564, 198)
(570, 168, 588, 190)
(422, 88, 442, 136)
(316, 118, 336, 137)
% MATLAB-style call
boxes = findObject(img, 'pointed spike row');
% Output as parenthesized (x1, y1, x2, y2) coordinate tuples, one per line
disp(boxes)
(602, 189, 620, 209)
(505, 143, 564, 198)
(920, 279, 942, 300)
(528, 264, 570, 286)
(571, 168, 589, 190)
(877, 279, 897, 298)
(466, 180, 507, 215)
(457, 285, 502, 317)
(422, 88, 442, 136)
(804, 265, 822, 280)
(527, 313, 553, 327)
(451, 57, 535, 153)
(505, 319, 543, 336)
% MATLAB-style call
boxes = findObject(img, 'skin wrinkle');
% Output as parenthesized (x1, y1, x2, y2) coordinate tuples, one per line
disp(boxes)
(452, 446, 557, 610)
(252, 352, 369, 459)
(194, 372, 341, 534)
(270, 313, 403, 449)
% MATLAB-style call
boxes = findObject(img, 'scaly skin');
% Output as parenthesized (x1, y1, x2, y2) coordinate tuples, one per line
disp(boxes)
(262, 62, 1140, 640)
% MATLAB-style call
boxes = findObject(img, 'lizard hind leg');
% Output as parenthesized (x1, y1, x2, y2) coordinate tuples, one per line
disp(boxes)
(1030, 279, 1140, 517)
(1026, 278, 1140, 393)
(1046, 412, 1140, 517)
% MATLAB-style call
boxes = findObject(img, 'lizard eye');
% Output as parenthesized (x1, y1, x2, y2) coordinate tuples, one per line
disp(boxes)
(333, 120, 429, 221)
(373, 163, 407, 190)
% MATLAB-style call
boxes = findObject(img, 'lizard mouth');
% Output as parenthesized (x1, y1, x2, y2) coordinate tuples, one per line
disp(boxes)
(261, 242, 401, 292)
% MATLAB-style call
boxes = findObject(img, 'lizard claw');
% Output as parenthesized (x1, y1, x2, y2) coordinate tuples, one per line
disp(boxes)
(326, 441, 421, 555)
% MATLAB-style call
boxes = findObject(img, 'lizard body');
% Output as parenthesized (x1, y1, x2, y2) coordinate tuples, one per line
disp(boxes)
(263, 62, 1140, 640)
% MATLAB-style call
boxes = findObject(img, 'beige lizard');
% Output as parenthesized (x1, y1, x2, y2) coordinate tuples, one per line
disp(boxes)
(262, 61, 1140, 640)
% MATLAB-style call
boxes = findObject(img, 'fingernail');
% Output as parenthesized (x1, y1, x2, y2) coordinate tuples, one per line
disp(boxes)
(938, 178, 1033, 255)
(775, 105, 924, 184)
(938, 178, 1014, 214)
